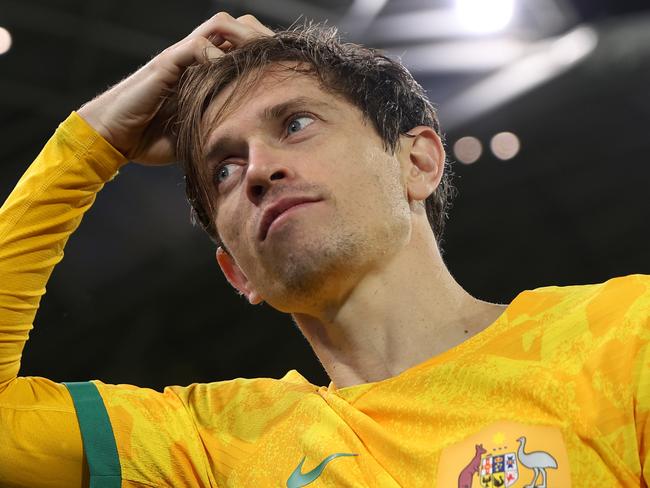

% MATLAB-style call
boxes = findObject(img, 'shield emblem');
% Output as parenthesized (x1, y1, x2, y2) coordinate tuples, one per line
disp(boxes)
(479, 452, 519, 488)
(503, 453, 519, 487)
(479, 454, 493, 488)
(492, 455, 505, 487)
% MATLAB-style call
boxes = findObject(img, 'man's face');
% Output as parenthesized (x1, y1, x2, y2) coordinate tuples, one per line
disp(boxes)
(202, 66, 412, 313)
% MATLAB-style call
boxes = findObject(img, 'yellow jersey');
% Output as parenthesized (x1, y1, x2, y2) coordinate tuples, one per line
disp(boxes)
(0, 113, 648, 487)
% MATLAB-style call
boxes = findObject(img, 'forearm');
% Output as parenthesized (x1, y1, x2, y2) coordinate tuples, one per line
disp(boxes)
(0, 112, 127, 386)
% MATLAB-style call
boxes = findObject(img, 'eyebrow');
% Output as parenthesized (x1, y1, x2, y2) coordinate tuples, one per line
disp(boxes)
(203, 96, 332, 164)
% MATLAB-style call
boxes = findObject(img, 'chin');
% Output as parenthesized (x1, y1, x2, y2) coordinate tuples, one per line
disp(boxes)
(263, 229, 362, 303)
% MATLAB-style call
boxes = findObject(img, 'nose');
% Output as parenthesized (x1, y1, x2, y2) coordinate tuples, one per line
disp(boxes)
(245, 141, 293, 204)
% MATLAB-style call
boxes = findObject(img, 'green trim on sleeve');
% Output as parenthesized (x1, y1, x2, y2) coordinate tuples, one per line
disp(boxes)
(64, 381, 121, 488)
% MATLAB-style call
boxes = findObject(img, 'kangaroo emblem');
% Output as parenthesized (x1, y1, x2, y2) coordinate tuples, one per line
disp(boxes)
(457, 444, 487, 488)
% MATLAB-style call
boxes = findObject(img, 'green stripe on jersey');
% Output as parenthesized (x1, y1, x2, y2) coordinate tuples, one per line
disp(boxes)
(64, 381, 121, 488)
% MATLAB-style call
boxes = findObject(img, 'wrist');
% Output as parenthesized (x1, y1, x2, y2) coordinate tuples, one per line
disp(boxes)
(76, 105, 110, 139)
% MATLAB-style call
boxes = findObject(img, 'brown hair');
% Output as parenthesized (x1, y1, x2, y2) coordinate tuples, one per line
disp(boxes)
(172, 24, 455, 248)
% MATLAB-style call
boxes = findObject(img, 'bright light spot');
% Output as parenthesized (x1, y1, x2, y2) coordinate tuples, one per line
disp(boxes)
(0, 27, 11, 55)
(440, 26, 598, 130)
(454, 136, 483, 164)
(456, 0, 515, 34)
(490, 132, 520, 160)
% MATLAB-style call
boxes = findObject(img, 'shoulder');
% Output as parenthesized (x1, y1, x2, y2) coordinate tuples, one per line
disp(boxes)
(93, 369, 317, 426)
(508, 274, 649, 326)
(169, 370, 318, 421)
(93, 371, 319, 458)
(500, 275, 649, 364)
(161, 371, 319, 456)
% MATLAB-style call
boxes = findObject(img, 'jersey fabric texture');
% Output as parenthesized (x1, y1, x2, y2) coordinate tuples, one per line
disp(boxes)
(0, 113, 648, 487)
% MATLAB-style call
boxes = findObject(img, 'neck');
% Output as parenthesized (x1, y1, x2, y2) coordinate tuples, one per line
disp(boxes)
(292, 222, 507, 389)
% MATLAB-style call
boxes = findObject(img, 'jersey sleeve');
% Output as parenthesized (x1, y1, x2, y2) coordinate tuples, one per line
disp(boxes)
(592, 274, 650, 484)
(638, 342, 650, 484)
(633, 278, 650, 484)
(0, 113, 127, 487)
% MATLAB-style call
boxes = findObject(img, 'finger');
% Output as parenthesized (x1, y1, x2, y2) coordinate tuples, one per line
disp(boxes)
(212, 15, 273, 52)
(203, 43, 226, 62)
(208, 34, 233, 53)
(217, 40, 234, 52)
(165, 36, 225, 70)
(236, 14, 275, 36)
(192, 11, 262, 48)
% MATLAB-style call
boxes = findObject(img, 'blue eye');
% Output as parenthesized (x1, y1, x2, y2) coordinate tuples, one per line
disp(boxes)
(287, 115, 314, 135)
(214, 163, 237, 184)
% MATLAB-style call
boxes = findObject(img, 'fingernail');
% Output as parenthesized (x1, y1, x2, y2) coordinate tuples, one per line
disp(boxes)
(206, 46, 221, 60)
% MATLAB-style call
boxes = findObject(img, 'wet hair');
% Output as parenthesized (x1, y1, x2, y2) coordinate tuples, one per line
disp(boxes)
(172, 24, 455, 248)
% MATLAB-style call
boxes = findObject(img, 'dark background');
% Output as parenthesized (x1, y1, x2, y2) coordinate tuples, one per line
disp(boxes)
(1, 0, 648, 390)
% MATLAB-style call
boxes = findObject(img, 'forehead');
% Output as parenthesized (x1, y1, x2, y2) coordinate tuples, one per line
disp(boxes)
(201, 64, 344, 138)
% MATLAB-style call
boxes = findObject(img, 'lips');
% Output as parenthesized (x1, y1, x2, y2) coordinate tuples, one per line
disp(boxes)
(258, 196, 321, 241)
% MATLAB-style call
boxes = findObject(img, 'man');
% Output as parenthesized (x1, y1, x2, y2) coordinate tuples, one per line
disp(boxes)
(0, 12, 648, 488)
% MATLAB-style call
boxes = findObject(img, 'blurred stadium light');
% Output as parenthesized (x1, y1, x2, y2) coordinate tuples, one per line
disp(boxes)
(453, 136, 483, 164)
(490, 132, 521, 160)
(217, 0, 589, 130)
(456, 0, 515, 34)
(440, 26, 598, 130)
(439, 25, 597, 130)
(0, 27, 12, 55)
(338, 0, 390, 36)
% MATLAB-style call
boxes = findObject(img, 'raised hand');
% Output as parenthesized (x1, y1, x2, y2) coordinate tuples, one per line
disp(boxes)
(77, 12, 273, 165)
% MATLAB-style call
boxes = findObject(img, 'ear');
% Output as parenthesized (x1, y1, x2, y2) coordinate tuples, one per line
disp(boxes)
(400, 126, 445, 203)
(215, 247, 263, 305)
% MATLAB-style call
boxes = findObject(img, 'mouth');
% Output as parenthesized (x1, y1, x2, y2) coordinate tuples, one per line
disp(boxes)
(258, 196, 322, 241)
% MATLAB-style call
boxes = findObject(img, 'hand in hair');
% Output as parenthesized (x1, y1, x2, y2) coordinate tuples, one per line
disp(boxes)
(76, 12, 272, 165)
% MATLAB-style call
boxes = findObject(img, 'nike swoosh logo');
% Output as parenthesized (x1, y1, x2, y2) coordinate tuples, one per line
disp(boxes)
(286, 452, 358, 488)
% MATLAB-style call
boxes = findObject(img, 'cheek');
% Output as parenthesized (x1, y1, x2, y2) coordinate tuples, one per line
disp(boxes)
(216, 199, 246, 252)
(216, 205, 262, 281)
(357, 147, 405, 202)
